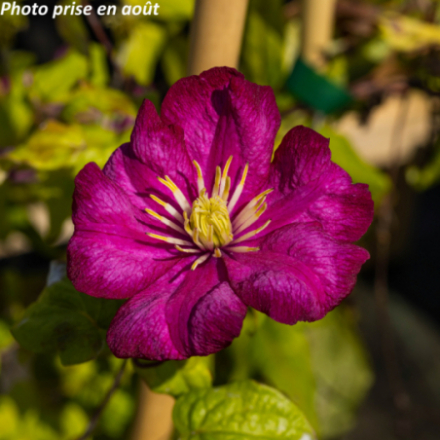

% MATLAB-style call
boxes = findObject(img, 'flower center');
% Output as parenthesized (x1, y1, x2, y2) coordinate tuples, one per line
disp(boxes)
(190, 192, 233, 248)
(144, 156, 272, 269)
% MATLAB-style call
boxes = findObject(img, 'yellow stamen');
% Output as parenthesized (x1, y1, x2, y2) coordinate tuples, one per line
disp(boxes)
(219, 156, 233, 198)
(227, 246, 260, 253)
(232, 189, 273, 229)
(147, 233, 193, 247)
(211, 166, 221, 198)
(150, 195, 184, 223)
(235, 202, 267, 234)
(232, 220, 271, 244)
(191, 253, 210, 270)
(175, 245, 200, 254)
(228, 163, 249, 212)
(214, 248, 222, 258)
(157, 175, 191, 214)
(145, 208, 186, 235)
(193, 160, 205, 195)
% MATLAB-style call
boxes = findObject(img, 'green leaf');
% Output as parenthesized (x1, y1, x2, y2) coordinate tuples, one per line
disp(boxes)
(319, 125, 392, 205)
(0, 70, 34, 147)
(61, 84, 136, 123)
(7, 120, 86, 171)
(241, 4, 285, 89)
(379, 13, 440, 52)
(116, 22, 166, 86)
(11, 261, 124, 365)
(30, 50, 88, 103)
(248, 308, 373, 439)
(55, 0, 90, 54)
(161, 36, 188, 85)
(135, 356, 212, 398)
(89, 43, 110, 87)
(173, 380, 315, 440)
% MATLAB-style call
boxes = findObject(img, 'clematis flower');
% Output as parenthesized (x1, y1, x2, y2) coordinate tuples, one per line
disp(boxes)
(67, 67, 373, 361)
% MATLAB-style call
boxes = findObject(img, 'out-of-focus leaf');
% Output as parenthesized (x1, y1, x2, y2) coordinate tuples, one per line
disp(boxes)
(30, 50, 88, 103)
(0, 395, 60, 440)
(248, 308, 373, 439)
(101, 389, 136, 437)
(0, 71, 34, 147)
(56, 0, 90, 54)
(406, 142, 440, 191)
(135, 356, 213, 398)
(123, 0, 194, 20)
(161, 37, 188, 85)
(61, 84, 136, 123)
(7, 120, 85, 170)
(241, 2, 285, 89)
(89, 43, 110, 87)
(319, 125, 392, 205)
(60, 402, 88, 439)
(0, 1, 27, 49)
(8, 50, 37, 73)
(173, 380, 316, 440)
(380, 13, 440, 52)
(116, 22, 166, 86)
(11, 262, 124, 365)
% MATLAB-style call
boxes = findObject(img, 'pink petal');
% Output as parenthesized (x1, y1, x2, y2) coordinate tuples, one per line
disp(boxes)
(67, 162, 179, 299)
(161, 67, 280, 204)
(108, 257, 247, 360)
(266, 126, 374, 242)
(103, 100, 196, 210)
(225, 222, 369, 324)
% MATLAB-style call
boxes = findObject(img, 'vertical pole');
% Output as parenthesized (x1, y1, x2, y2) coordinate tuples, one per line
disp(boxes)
(131, 382, 175, 440)
(301, 0, 337, 70)
(187, 0, 249, 75)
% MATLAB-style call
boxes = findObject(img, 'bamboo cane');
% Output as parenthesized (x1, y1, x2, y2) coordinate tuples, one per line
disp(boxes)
(187, 0, 250, 75)
(301, 0, 337, 70)
(130, 382, 174, 440)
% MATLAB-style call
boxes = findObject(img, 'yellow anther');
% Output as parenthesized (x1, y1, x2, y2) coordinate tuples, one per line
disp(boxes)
(228, 163, 249, 212)
(227, 246, 260, 253)
(221, 176, 231, 201)
(240, 163, 249, 186)
(175, 245, 200, 254)
(211, 166, 221, 197)
(193, 160, 205, 195)
(232, 220, 271, 244)
(214, 248, 222, 258)
(147, 233, 193, 247)
(191, 253, 210, 270)
(145, 208, 162, 221)
(190, 194, 233, 248)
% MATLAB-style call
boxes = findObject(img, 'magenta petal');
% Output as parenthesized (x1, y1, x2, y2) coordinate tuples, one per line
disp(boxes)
(67, 162, 178, 299)
(266, 126, 374, 242)
(166, 258, 247, 357)
(225, 222, 369, 324)
(103, 100, 196, 209)
(107, 257, 247, 360)
(107, 263, 188, 361)
(161, 67, 281, 202)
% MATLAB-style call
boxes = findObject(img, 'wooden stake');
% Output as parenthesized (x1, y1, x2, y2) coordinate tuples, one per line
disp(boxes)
(301, 0, 337, 70)
(187, 0, 249, 75)
(131, 382, 175, 440)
